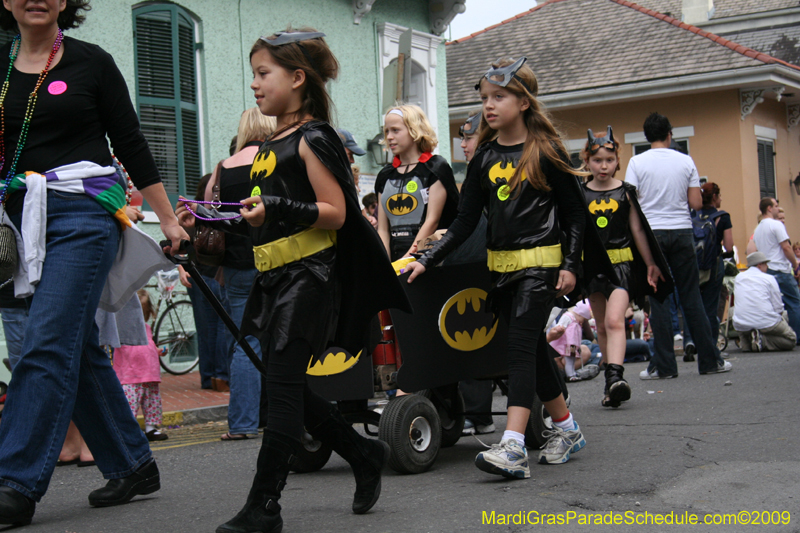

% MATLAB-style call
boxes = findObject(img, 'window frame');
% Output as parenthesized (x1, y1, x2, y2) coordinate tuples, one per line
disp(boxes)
(132, 2, 203, 204)
(757, 138, 776, 200)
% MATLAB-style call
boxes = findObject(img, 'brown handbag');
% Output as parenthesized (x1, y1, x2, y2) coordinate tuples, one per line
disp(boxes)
(194, 161, 226, 267)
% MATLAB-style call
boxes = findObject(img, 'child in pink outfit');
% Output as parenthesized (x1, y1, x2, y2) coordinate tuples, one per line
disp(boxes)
(549, 300, 592, 381)
(113, 289, 168, 441)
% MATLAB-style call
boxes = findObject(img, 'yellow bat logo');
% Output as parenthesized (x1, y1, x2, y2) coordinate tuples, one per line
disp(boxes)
(588, 198, 619, 215)
(438, 288, 499, 351)
(488, 161, 526, 184)
(250, 150, 277, 181)
(386, 193, 418, 215)
(306, 349, 361, 376)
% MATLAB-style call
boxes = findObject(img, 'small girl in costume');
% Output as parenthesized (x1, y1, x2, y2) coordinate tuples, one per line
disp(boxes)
(112, 289, 168, 442)
(176, 28, 409, 533)
(406, 57, 615, 477)
(549, 300, 592, 381)
(581, 127, 669, 408)
(376, 104, 460, 260)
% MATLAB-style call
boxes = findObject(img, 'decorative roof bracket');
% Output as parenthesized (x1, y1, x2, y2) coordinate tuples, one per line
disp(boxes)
(353, 0, 378, 25)
(788, 104, 800, 130)
(429, 0, 466, 36)
(741, 87, 784, 120)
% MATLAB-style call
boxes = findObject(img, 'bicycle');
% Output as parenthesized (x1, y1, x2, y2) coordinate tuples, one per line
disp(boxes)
(146, 269, 199, 375)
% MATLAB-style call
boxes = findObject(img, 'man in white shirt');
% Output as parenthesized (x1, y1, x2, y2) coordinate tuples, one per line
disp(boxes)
(734, 252, 796, 351)
(626, 113, 730, 378)
(752, 197, 800, 342)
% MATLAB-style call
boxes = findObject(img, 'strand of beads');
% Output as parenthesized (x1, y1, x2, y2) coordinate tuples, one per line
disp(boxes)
(0, 28, 64, 205)
(111, 153, 134, 205)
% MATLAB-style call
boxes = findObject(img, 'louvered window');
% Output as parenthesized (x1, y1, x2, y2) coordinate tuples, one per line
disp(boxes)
(757, 140, 776, 199)
(133, 4, 202, 201)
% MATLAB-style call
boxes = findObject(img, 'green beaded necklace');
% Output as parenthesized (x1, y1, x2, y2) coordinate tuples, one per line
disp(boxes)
(0, 28, 64, 206)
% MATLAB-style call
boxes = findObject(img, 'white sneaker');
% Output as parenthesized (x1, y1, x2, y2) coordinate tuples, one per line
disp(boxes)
(575, 364, 600, 380)
(475, 439, 530, 479)
(462, 420, 496, 436)
(538, 422, 586, 465)
(750, 330, 762, 353)
(673, 334, 683, 343)
(639, 368, 677, 380)
(701, 360, 733, 375)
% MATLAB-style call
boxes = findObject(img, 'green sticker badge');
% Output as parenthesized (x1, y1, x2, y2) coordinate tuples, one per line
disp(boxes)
(497, 185, 510, 202)
(251, 186, 262, 197)
(406, 181, 418, 193)
(596, 216, 608, 228)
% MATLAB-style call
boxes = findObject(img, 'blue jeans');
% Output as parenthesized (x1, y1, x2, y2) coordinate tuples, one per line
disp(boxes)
(1, 305, 29, 370)
(0, 192, 151, 501)
(188, 275, 229, 387)
(223, 266, 262, 434)
(767, 269, 800, 343)
(648, 229, 723, 375)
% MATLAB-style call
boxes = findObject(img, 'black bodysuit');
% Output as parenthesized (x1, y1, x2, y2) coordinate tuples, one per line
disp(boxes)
(583, 183, 635, 296)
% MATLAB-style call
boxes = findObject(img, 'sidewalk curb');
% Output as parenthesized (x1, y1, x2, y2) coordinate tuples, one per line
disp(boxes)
(137, 404, 228, 429)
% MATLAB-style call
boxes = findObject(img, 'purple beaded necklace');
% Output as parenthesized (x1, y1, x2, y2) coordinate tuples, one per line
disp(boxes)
(184, 199, 244, 221)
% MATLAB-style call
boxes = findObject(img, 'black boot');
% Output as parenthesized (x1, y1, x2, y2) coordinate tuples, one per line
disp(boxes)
(216, 431, 298, 533)
(601, 364, 631, 408)
(308, 407, 390, 514)
(0, 486, 35, 526)
(88, 458, 160, 507)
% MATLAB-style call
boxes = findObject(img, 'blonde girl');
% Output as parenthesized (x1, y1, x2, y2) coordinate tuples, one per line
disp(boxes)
(376, 104, 459, 260)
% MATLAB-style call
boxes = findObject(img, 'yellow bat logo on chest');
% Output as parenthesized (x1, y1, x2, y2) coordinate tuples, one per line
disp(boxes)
(488, 161, 526, 184)
(250, 150, 277, 181)
(588, 197, 619, 214)
(386, 193, 418, 215)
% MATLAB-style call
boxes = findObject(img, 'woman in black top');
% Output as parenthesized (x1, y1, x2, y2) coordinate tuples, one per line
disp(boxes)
(0, 1, 188, 526)
(207, 107, 276, 440)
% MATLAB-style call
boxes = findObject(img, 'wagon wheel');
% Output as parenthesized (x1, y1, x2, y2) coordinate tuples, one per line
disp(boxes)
(717, 333, 728, 352)
(291, 430, 333, 473)
(418, 385, 465, 448)
(379, 394, 441, 474)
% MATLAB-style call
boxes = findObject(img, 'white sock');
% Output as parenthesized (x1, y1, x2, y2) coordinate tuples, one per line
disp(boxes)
(565, 356, 576, 377)
(553, 413, 575, 431)
(502, 430, 525, 446)
(145, 424, 156, 433)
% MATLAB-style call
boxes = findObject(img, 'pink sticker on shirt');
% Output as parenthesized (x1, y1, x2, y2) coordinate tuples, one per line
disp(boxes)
(48, 81, 67, 95)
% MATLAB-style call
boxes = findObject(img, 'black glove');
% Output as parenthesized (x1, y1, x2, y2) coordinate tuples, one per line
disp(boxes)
(260, 195, 319, 226)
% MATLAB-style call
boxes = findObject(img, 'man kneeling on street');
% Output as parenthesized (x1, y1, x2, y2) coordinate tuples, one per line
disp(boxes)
(733, 252, 797, 352)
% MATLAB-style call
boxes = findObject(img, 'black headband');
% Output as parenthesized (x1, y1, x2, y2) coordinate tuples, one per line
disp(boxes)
(260, 31, 327, 76)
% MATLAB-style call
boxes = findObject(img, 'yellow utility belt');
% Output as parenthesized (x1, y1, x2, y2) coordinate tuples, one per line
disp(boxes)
(253, 227, 336, 272)
(487, 244, 563, 273)
(606, 247, 633, 264)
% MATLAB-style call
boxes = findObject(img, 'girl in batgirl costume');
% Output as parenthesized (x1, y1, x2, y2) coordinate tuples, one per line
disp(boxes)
(177, 29, 410, 533)
(376, 104, 460, 261)
(581, 127, 672, 408)
(405, 58, 616, 479)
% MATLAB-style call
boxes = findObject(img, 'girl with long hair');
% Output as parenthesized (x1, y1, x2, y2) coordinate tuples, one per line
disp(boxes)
(406, 57, 614, 478)
(177, 28, 409, 533)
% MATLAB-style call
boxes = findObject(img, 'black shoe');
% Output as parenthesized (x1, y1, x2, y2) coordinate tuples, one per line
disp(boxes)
(216, 431, 295, 533)
(308, 408, 390, 514)
(88, 458, 160, 507)
(601, 364, 631, 408)
(0, 485, 35, 526)
(683, 342, 696, 362)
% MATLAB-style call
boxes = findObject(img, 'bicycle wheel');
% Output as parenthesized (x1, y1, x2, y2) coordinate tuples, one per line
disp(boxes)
(155, 300, 199, 375)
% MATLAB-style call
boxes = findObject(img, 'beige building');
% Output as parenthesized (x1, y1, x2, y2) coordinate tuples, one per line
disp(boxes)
(446, 0, 800, 258)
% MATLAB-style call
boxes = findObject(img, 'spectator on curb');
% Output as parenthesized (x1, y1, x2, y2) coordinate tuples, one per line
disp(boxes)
(733, 252, 797, 352)
(753, 197, 800, 342)
(337, 128, 366, 164)
(625, 113, 730, 378)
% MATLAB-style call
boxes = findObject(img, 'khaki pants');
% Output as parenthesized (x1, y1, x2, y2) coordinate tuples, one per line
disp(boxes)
(737, 313, 797, 352)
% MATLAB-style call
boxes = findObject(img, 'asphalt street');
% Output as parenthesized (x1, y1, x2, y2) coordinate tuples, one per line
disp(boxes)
(6, 346, 799, 533)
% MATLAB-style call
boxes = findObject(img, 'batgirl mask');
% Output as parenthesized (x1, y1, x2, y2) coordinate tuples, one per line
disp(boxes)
(474, 57, 533, 93)
(587, 126, 618, 155)
(459, 112, 481, 137)
(260, 31, 326, 45)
